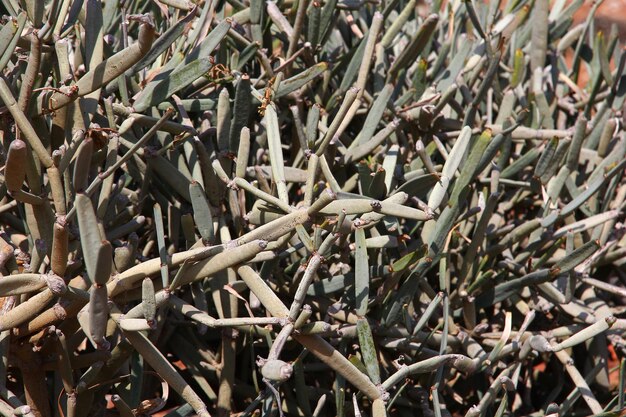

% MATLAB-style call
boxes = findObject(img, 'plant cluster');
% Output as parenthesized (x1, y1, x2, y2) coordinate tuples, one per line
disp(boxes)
(0, 0, 626, 416)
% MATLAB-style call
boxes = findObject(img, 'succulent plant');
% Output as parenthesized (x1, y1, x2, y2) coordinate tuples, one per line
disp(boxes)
(0, 0, 626, 416)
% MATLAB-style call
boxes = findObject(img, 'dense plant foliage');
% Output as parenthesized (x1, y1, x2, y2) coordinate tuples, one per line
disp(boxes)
(0, 0, 626, 416)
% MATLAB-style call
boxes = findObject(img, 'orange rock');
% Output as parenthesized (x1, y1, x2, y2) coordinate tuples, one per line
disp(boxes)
(568, 0, 626, 86)
(573, 0, 626, 42)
